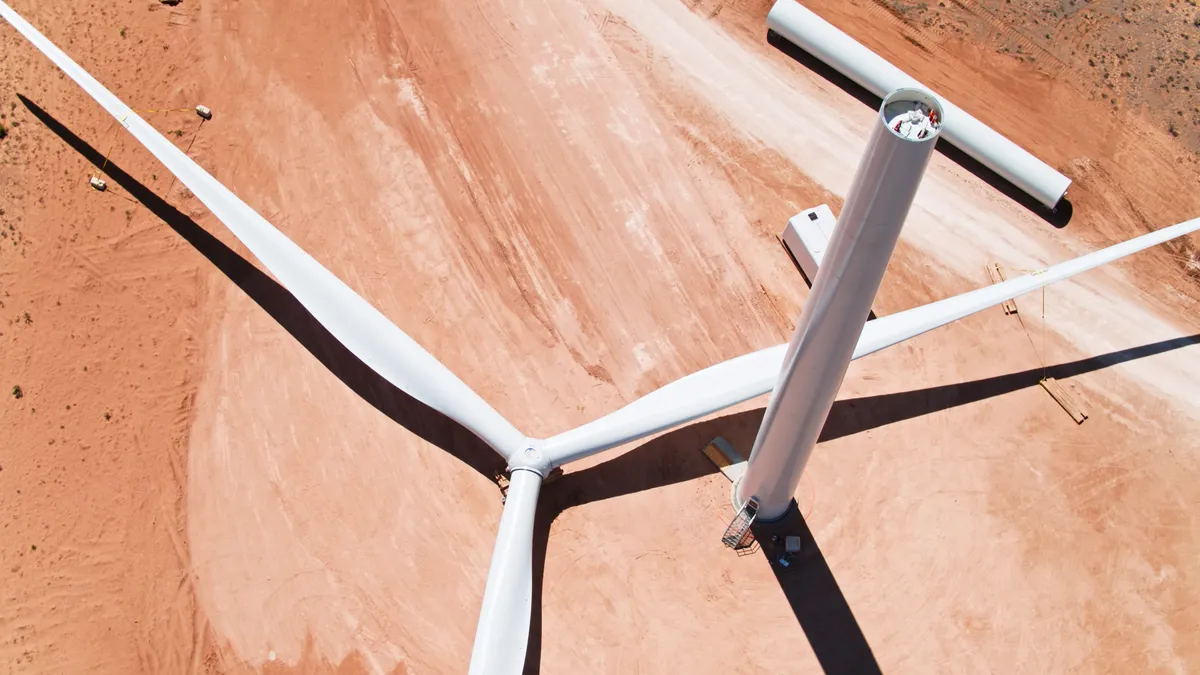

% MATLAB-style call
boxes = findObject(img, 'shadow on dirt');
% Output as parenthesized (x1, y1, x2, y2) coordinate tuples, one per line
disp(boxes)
(20, 94, 506, 481)
(525, 330, 1198, 670)
(752, 503, 883, 675)
(524, 407, 884, 674)
(765, 29, 1073, 229)
(524, 407, 768, 672)
(820, 332, 1200, 443)
(27, 94, 1197, 673)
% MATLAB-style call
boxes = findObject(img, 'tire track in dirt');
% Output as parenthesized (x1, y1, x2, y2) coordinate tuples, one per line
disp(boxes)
(0, 0, 226, 670)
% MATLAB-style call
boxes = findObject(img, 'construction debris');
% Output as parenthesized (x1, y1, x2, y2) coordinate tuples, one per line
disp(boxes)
(88, 176, 107, 192)
(1040, 377, 1089, 424)
(195, 104, 212, 120)
(986, 263, 1018, 315)
(766, 534, 803, 567)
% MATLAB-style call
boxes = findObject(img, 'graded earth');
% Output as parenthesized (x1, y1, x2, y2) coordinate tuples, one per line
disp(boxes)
(1, 0, 1198, 673)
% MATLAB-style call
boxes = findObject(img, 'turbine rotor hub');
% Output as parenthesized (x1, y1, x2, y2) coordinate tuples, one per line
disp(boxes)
(507, 441, 552, 476)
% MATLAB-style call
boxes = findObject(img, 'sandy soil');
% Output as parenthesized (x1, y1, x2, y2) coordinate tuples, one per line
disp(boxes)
(1, 0, 1199, 673)
(878, 0, 1200, 159)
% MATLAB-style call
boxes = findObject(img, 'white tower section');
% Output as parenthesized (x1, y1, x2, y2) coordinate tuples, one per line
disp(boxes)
(766, 0, 1070, 210)
(736, 88, 943, 520)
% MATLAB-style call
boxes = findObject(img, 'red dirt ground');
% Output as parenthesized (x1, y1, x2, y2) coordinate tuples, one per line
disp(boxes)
(1, 0, 1198, 673)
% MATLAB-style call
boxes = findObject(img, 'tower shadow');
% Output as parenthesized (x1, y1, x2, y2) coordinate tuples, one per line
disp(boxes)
(25, 93, 1197, 674)
(524, 408, 769, 673)
(752, 503, 883, 675)
(525, 409, 881, 674)
(523, 331, 1199, 671)
(766, 29, 1072, 228)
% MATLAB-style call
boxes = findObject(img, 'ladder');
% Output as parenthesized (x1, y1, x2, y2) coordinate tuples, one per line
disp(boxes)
(721, 497, 759, 550)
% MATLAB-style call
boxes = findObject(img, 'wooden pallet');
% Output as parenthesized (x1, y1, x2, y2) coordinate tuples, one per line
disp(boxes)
(986, 263, 1019, 315)
(1040, 377, 1089, 424)
(701, 436, 748, 484)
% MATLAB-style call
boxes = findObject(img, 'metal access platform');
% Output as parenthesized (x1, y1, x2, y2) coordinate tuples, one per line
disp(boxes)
(721, 497, 759, 552)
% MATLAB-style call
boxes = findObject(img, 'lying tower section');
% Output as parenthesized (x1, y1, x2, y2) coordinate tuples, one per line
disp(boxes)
(736, 88, 943, 520)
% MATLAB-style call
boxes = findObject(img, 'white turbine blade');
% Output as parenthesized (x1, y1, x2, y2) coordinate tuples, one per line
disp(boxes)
(469, 469, 542, 675)
(854, 216, 1200, 360)
(542, 216, 1200, 468)
(0, 1, 527, 458)
(541, 344, 788, 466)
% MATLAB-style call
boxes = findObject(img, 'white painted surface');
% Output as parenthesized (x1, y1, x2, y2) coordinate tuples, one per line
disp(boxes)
(853, 216, 1200, 360)
(0, 0, 529, 460)
(737, 88, 944, 520)
(7, 2, 1200, 667)
(767, 0, 1071, 209)
(539, 343, 790, 466)
(542, 211, 1200, 479)
(468, 469, 542, 675)
(781, 204, 838, 282)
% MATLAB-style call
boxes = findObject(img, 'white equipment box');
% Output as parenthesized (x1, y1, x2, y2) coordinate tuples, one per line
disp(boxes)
(780, 204, 837, 284)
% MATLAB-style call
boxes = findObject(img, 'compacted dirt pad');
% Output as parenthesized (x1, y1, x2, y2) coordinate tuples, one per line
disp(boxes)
(2, 0, 1199, 673)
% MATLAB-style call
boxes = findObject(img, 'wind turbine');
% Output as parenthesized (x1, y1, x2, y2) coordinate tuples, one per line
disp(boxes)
(3, 3, 1198, 673)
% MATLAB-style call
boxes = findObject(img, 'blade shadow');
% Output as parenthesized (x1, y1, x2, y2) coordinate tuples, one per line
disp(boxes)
(820, 332, 1200, 443)
(526, 408, 882, 674)
(525, 330, 1199, 671)
(20, 94, 505, 480)
(765, 29, 1073, 229)
(524, 408, 768, 673)
(27, 94, 1198, 674)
